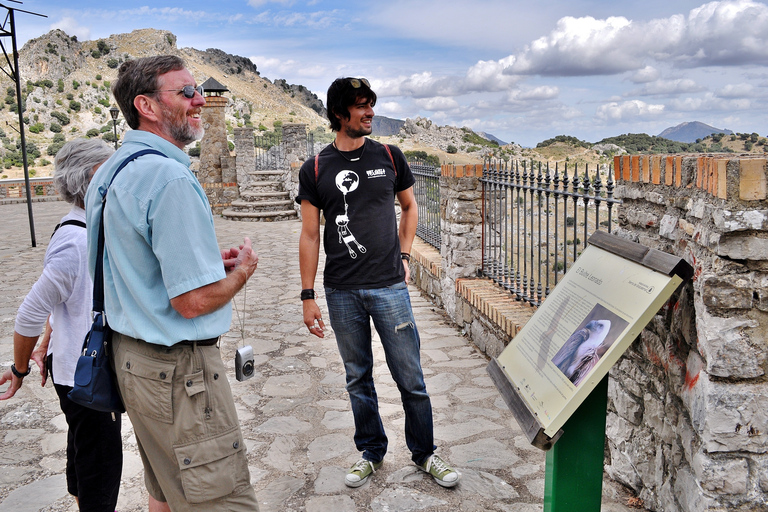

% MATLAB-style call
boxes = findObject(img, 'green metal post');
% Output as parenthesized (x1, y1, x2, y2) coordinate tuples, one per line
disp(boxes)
(544, 375, 609, 512)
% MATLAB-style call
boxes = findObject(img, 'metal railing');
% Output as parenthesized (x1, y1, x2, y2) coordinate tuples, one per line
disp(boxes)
(410, 159, 441, 250)
(254, 132, 316, 170)
(481, 159, 621, 307)
(254, 132, 282, 170)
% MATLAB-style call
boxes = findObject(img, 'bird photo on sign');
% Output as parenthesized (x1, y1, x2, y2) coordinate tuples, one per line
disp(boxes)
(552, 303, 628, 387)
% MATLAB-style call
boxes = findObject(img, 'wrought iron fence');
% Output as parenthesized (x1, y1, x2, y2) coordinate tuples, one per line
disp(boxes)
(481, 159, 621, 307)
(254, 132, 317, 170)
(409, 159, 441, 250)
(254, 132, 282, 170)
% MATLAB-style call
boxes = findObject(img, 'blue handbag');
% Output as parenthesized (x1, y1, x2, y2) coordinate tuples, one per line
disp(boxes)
(68, 149, 165, 413)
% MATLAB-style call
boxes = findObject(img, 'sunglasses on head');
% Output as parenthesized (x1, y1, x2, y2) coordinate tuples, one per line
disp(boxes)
(152, 85, 204, 98)
(347, 78, 370, 89)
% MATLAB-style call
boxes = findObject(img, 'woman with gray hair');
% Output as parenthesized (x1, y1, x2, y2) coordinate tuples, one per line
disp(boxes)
(0, 138, 123, 511)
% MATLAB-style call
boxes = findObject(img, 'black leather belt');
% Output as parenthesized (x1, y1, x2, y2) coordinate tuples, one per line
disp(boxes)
(178, 337, 219, 346)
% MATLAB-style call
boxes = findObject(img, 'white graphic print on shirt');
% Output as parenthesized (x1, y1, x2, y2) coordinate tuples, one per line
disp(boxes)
(334, 170, 367, 259)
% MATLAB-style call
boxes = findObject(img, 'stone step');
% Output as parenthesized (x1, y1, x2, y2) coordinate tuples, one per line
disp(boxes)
(248, 171, 283, 181)
(230, 199, 293, 208)
(229, 200, 294, 213)
(240, 190, 290, 200)
(244, 181, 283, 193)
(221, 209, 297, 222)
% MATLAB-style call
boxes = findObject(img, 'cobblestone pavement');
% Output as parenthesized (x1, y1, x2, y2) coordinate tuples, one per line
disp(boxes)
(0, 200, 638, 511)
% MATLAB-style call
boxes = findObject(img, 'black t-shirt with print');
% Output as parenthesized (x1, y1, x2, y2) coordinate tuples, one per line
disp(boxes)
(296, 138, 415, 289)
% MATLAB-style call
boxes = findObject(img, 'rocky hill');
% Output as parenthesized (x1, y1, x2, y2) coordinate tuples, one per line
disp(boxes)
(0, 28, 331, 178)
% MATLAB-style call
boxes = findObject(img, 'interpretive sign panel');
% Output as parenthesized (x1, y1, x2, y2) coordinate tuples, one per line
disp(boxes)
(488, 231, 693, 448)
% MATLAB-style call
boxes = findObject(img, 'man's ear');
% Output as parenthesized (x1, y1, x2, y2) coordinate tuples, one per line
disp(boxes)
(134, 94, 159, 123)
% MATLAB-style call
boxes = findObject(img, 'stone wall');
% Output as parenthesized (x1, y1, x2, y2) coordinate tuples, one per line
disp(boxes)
(0, 178, 56, 201)
(408, 157, 768, 511)
(607, 154, 768, 511)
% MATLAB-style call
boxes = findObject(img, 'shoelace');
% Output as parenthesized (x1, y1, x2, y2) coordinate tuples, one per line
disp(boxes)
(429, 456, 450, 474)
(352, 459, 374, 473)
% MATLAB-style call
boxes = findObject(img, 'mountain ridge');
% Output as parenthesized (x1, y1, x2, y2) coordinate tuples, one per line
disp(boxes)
(658, 121, 733, 143)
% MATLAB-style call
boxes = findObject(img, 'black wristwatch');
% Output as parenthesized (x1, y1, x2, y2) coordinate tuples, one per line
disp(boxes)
(11, 364, 31, 379)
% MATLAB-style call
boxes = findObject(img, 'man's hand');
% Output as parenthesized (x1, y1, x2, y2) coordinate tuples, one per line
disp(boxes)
(303, 299, 325, 338)
(0, 370, 22, 400)
(223, 237, 259, 279)
(403, 259, 411, 283)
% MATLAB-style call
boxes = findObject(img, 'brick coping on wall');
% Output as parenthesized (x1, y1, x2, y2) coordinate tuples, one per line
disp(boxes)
(614, 154, 767, 201)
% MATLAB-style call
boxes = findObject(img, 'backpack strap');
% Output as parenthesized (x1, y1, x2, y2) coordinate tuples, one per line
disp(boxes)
(314, 153, 319, 182)
(51, 219, 86, 238)
(383, 144, 397, 177)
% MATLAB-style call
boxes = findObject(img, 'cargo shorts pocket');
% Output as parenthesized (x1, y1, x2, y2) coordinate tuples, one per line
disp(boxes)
(122, 350, 176, 424)
(174, 427, 246, 504)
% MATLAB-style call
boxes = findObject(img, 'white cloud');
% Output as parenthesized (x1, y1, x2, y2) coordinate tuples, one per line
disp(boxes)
(629, 79, 706, 96)
(248, 0, 295, 6)
(631, 66, 660, 83)
(250, 55, 327, 81)
(514, 86, 559, 101)
(50, 17, 90, 41)
(413, 97, 460, 111)
(715, 83, 757, 98)
(669, 93, 752, 111)
(503, 0, 768, 77)
(596, 100, 665, 122)
(376, 101, 406, 116)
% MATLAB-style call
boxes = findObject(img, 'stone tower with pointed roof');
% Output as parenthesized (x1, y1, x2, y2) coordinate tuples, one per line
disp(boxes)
(198, 77, 237, 212)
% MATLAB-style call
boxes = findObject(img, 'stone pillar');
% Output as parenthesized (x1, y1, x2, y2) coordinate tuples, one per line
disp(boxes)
(234, 127, 254, 192)
(281, 123, 308, 168)
(282, 123, 307, 212)
(199, 94, 237, 213)
(439, 164, 484, 323)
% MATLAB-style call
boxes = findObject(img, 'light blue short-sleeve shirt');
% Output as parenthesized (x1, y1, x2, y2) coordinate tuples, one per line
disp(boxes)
(85, 130, 230, 346)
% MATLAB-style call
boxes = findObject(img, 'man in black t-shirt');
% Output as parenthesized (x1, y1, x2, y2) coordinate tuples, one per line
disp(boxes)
(297, 77, 460, 489)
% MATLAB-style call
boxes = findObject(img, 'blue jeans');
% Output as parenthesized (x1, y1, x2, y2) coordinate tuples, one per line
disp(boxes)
(325, 281, 435, 465)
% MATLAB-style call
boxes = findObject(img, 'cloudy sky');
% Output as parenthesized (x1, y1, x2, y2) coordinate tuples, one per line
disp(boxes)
(10, 0, 768, 146)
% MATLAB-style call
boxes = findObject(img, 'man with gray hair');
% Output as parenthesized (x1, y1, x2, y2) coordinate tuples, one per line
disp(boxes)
(85, 55, 259, 511)
(1, 138, 122, 511)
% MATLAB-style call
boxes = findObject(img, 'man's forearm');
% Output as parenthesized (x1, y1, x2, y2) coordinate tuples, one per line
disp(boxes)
(299, 234, 320, 290)
(398, 205, 418, 254)
(170, 267, 248, 319)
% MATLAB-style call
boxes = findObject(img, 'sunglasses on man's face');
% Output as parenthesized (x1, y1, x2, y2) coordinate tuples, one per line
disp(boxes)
(153, 85, 204, 98)
(347, 78, 370, 89)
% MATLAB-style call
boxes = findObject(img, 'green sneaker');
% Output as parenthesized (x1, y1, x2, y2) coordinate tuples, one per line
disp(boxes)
(345, 458, 383, 488)
(419, 454, 460, 488)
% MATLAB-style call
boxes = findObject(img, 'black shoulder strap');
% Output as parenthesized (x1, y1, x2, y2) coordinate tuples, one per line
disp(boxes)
(51, 219, 86, 238)
(93, 149, 166, 313)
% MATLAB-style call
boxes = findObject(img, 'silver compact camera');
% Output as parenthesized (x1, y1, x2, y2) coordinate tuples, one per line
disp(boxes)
(235, 345, 255, 381)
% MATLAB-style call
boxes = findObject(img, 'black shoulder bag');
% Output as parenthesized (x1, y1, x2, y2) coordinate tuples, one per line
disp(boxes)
(68, 149, 165, 412)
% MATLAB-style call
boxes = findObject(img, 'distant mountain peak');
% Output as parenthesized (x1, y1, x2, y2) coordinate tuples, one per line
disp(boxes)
(658, 121, 733, 143)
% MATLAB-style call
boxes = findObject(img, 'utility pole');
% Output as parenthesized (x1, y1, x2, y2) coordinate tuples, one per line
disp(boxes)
(0, 1, 46, 247)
